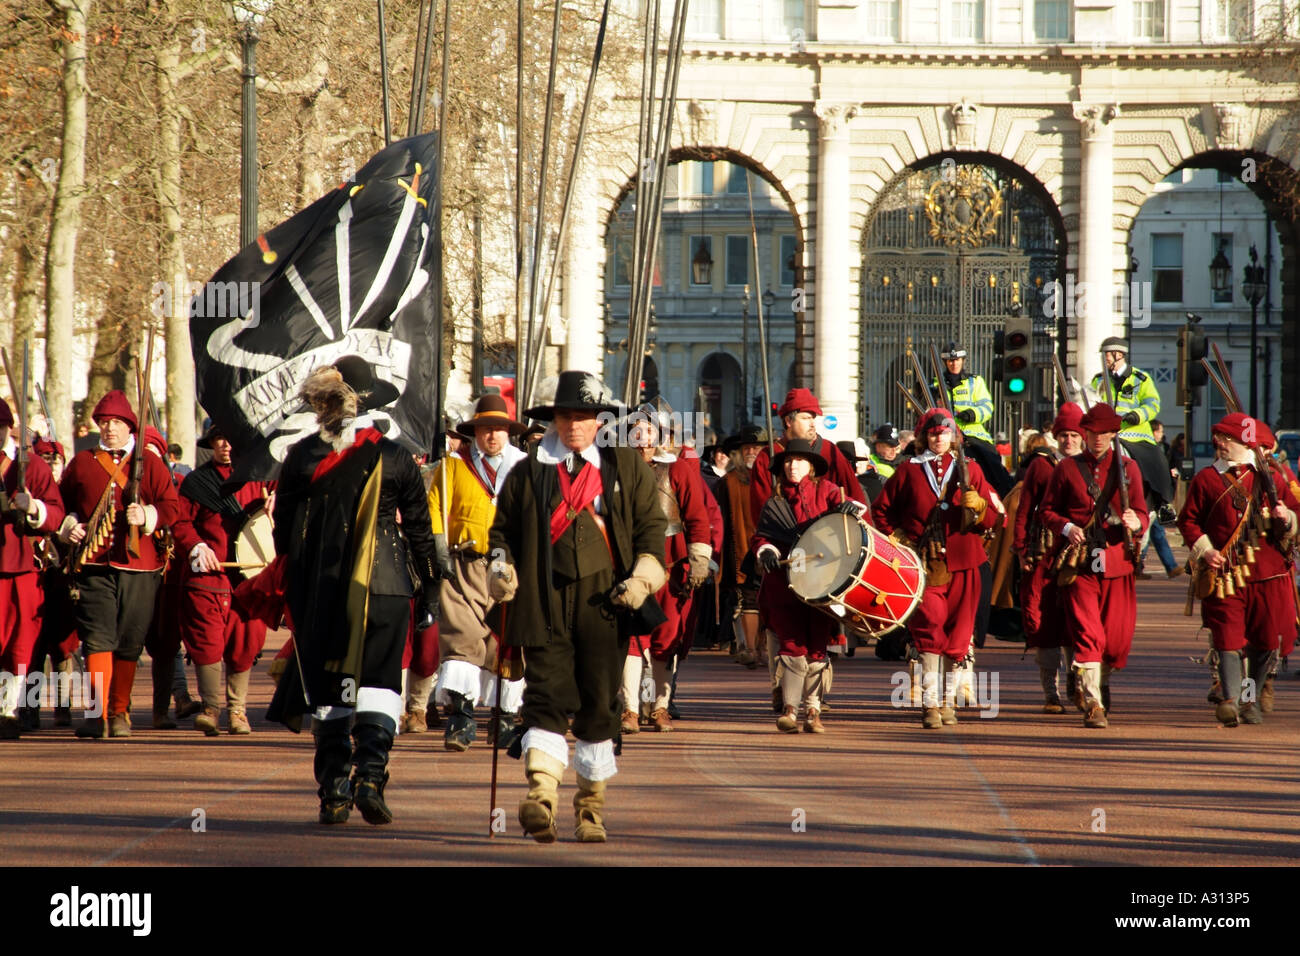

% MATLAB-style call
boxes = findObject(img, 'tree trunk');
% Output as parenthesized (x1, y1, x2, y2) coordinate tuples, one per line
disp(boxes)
(43, 0, 94, 441)
(153, 19, 196, 459)
(85, 278, 138, 420)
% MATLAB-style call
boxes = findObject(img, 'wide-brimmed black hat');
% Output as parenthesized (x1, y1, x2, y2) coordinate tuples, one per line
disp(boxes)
(524, 370, 620, 421)
(770, 437, 827, 477)
(334, 355, 400, 412)
(196, 420, 227, 449)
(723, 426, 767, 453)
(455, 393, 526, 440)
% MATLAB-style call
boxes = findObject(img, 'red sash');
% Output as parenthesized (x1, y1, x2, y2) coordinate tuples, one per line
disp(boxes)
(550, 460, 603, 544)
(457, 446, 497, 499)
(312, 428, 383, 482)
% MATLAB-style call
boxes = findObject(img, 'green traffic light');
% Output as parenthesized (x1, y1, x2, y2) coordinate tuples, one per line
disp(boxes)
(1007, 377, 1027, 394)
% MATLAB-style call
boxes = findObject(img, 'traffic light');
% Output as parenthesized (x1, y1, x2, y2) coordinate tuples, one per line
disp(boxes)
(1177, 322, 1207, 406)
(1002, 314, 1033, 402)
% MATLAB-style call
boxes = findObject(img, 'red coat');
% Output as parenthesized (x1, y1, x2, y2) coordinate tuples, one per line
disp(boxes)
(701, 479, 724, 558)
(1039, 448, 1148, 578)
(659, 456, 712, 568)
(0, 446, 64, 575)
(172, 461, 271, 589)
(1176, 462, 1299, 580)
(60, 442, 179, 572)
(749, 436, 865, 526)
(870, 453, 996, 571)
(1012, 451, 1057, 555)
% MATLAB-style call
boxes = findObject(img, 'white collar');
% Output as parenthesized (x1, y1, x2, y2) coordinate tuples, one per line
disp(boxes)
(1213, 457, 1253, 473)
(470, 441, 525, 487)
(710, 463, 727, 477)
(100, 435, 136, 457)
(910, 449, 945, 464)
(1109, 362, 1129, 378)
(325, 415, 375, 452)
(537, 427, 601, 470)
(651, 451, 677, 464)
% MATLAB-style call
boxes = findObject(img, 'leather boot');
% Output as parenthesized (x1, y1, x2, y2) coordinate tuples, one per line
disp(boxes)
(777, 654, 806, 731)
(152, 650, 177, 728)
(226, 669, 252, 735)
(573, 775, 608, 843)
(1244, 649, 1275, 723)
(919, 652, 942, 728)
(54, 658, 76, 726)
(351, 714, 396, 825)
(403, 672, 435, 733)
(650, 659, 674, 731)
(194, 663, 222, 736)
(1035, 647, 1063, 712)
(519, 748, 565, 843)
(1077, 662, 1107, 728)
(313, 716, 353, 824)
(1215, 650, 1242, 726)
(1101, 663, 1114, 714)
(443, 691, 477, 752)
(620, 654, 642, 725)
(940, 656, 961, 725)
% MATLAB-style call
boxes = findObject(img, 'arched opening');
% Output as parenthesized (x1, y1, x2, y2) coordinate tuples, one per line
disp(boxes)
(1125, 151, 1299, 463)
(859, 152, 1068, 438)
(601, 149, 806, 420)
(697, 351, 743, 436)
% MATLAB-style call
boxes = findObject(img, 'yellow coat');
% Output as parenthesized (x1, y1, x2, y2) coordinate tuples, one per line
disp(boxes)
(426, 453, 497, 551)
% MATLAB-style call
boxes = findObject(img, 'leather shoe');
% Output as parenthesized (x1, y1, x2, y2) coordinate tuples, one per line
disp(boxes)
(109, 713, 131, 738)
(650, 708, 673, 732)
(620, 710, 639, 735)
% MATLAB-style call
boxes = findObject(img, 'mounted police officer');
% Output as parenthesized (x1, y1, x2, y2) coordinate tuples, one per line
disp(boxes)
(1089, 336, 1173, 510)
(931, 342, 1013, 496)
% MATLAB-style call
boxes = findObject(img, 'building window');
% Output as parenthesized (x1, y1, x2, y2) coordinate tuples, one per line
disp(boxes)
(1153, 233, 1183, 303)
(612, 238, 633, 288)
(864, 0, 900, 39)
(688, 0, 722, 38)
(1216, 0, 1252, 38)
(769, 0, 806, 39)
(1132, 0, 1165, 39)
(950, 0, 984, 40)
(780, 235, 797, 287)
(686, 161, 714, 197)
(689, 235, 713, 286)
(726, 235, 750, 286)
(1212, 233, 1233, 304)
(1033, 0, 1070, 39)
(727, 164, 749, 195)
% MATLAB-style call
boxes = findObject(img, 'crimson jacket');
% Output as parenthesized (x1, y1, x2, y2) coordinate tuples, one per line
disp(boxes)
(172, 460, 271, 590)
(0, 445, 64, 575)
(1177, 461, 1299, 580)
(1039, 448, 1148, 579)
(749, 436, 865, 526)
(1012, 450, 1057, 555)
(871, 452, 996, 572)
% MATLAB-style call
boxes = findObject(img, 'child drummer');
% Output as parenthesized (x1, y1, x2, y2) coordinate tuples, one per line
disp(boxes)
(752, 439, 867, 733)
(871, 408, 998, 729)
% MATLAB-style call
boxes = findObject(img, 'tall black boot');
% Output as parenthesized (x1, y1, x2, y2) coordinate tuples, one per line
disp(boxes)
(351, 713, 396, 825)
(443, 691, 477, 753)
(312, 716, 354, 824)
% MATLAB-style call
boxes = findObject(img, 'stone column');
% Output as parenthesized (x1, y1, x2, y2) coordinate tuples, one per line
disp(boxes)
(562, 172, 604, 376)
(1072, 102, 1121, 383)
(813, 100, 858, 437)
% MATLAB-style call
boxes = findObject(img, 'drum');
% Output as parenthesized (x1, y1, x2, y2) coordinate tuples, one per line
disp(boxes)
(787, 513, 926, 635)
(233, 507, 275, 579)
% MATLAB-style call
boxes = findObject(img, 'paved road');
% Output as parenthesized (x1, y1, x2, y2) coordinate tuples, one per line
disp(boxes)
(5, 573, 1299, 867)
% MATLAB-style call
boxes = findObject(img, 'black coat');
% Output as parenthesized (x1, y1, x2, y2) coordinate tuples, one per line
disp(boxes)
(489, 443, 666, 648)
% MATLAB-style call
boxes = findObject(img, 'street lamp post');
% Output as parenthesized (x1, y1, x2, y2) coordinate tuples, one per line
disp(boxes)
(1241, 244, 1266, 417)
(741, 285, 750, 423)
(232, 1, 272, 248)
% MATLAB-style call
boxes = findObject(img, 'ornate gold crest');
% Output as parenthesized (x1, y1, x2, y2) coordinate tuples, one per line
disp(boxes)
(923, 167, 1003, 248)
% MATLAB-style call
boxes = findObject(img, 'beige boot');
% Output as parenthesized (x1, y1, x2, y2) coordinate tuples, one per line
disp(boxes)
(403, 672, 435, 733)
(1035, 647, 1064, 713)
(573, 775, 608, 842)
(940, 657, 960, 725)
(1077, 662, 1107, 728)
(226, 669, 252, 735)
(518, 749, 565, 843)
(194, 663, 223, 737)
(919, 653, 942, 728)
(650, 659, 674, 731)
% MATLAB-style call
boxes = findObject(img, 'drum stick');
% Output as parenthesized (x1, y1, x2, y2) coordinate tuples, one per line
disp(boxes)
(219, 561, 267, 569)
(778, 553, 823, 565)
(842, 513, 852, 552)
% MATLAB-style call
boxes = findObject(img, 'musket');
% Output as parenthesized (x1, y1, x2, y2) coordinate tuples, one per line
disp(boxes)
(1209, 341, 1279, 513)
(1051, 353, 1090, 411)
(36, 383, 57, 446)
(1097, 347, 1138, 562)
(125, 327, 156, 558)
(928, 343, 970, 492)
(895, 379, 925, 417)
(906, 347, 935, 410)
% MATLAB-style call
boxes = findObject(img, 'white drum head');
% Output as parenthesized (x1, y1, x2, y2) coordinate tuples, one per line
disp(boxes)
(787, 513, 864, 601)
(234, 507, 275, 578)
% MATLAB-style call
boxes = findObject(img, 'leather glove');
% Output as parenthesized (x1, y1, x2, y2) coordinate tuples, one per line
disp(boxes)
(488, 560, 517, 603)
(961, 489, 987, 519)
(611, 553, 667, 610)
(956, 408, 976, 424)
(417, 591, 439, 630)
(836, 500, 865, 517)
(757, 545, 782, 574)
(433, 533, 456, 581)
(687, 542, 712, 589)
(1122, 411, 1141, 426)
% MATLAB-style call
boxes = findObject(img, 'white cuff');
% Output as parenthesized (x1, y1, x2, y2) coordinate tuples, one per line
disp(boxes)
(757, 543, 779, 558)
(189, 543, 215, 573)
(521, 727, 569, 768)
(688, 541, 713, 562)
(57, 514, 80, 543)
(434, 659, 482, 707)
(1061, 522, 1076, 540)
(25, 499, 47, 528)
(356, 687, 403, 726)
(143, 504, 159, 535)
(573, 739, 617, 782)
(479, 672, 526, 714)
(1190, 533, 1215, 562)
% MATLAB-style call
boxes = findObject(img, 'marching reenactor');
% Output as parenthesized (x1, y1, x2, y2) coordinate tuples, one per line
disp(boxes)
(0, 399, 65, 737)
(872, 407, 997, 728)
(58, 390, 179, 739)
(714, 427, 766, 673)
(426, 393, 528, 752)
(1090, 337, 1173, 511)
(1012, 403, 1084, 713)
(931, 342, 1013, 496)
(1039, 403, 1147, 729)
(488, 370, 667, 844)
(269, 358, 440, 826)
(752, 439, 862, 733)
(620, 401, 713, 734)
(1177, 413, 1298, 726)
(171, 423, 272, 736)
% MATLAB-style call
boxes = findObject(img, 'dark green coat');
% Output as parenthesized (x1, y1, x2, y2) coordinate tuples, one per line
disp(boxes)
(489, 443, 666, 648)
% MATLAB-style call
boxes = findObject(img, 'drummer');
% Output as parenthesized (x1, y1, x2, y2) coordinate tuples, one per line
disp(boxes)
(172, 423, 273, 736)
(752, 438, 867, 734)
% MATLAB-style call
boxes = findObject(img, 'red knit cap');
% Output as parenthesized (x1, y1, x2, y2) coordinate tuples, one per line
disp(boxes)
(92, 390, 138, 432)
(33, 437, 65, 460)
(778, 387, 822, 418)
(0, 397, 11, 428)
(916, 407, 958, 437)
(1052, 402, 1084, 438)
(1079, 402, 1122, 433)
(1212, 412, 1266, 447)
(1256, 421, 1276, 451)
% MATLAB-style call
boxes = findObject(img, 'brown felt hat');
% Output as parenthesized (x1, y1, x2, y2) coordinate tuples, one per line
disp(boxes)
(455, 393, 526, 440)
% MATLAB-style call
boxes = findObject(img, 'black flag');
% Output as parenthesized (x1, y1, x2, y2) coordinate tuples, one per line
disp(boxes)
(190, 133, 441, 480)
